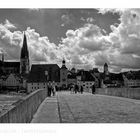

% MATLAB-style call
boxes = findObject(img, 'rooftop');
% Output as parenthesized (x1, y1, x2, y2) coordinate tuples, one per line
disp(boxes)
(27, 64, 60, 83)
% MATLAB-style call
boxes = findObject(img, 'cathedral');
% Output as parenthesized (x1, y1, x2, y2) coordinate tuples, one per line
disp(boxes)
(0, 32, 30, 76)
(0, 32, 30, 91)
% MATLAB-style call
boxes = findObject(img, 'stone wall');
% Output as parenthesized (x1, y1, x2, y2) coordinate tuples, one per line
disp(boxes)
(0, 89, 47, 123)
(95, 88, 140, 99)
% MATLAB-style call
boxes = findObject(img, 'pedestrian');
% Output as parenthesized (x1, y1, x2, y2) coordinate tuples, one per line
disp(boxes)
(91, 83, 96, 94)
(47, 81, 52, 97)
(80, 85, 83, 94)
(52, 81, 56, 96)
(74, 84, 78, 94)
(71, 85, 74, 94)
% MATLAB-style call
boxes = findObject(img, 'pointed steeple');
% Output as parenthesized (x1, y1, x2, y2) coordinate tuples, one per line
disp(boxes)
(20, 31, 30, 75)
(20, 31, 29, 59)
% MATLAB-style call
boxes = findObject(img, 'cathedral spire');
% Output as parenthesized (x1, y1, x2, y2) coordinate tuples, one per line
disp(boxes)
(20, 31, 30, 75)
(20, 31, 29, 59)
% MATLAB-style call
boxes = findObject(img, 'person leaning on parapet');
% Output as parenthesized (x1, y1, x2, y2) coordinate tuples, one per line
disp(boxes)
(47, 81, 52, 97)
(91, 82, 96, 94)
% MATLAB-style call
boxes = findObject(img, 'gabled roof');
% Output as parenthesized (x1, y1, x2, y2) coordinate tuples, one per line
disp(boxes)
(123, 71, 140, 80)
(61, 65, 67, 69)
(82, 71, 95, 81)
(27, 64, 60, 83)
(77, 70, 95, 81)
(1, 73, 21, 81)
(109, 73, 124, 81)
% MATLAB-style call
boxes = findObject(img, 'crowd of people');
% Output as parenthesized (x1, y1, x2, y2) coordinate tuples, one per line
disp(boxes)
(47, 81, 56, 97)
(47, 81, 96, 97)
(69, 83, 96, 95)
(69, 84, 83, 94)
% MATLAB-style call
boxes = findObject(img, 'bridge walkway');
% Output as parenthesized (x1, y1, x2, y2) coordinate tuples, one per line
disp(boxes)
(31, 91, 140, 123)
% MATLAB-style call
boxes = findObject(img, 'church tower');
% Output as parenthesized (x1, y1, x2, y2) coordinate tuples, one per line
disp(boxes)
(104, 63, 109, 75)
(20, 32, 30, 76)
(60, 59, 68, 88)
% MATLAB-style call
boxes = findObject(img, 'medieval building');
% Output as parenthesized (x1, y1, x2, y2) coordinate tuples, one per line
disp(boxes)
(60, 59, 68, 88)
(20, 32, 30, 76)
(0, 32, 30, 91)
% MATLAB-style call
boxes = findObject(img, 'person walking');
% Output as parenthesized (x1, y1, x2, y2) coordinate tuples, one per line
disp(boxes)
(74, 84, 79, 94)
(52, 81, 56, 96)
(47, 81, 52, 97)
(80, 85, 83, 94)
(91, 83, 96, 94)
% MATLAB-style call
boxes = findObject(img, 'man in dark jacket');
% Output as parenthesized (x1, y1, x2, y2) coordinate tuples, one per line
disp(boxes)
(47, 81, 52, 97)
(80, 85, 83, 94)
(91, 83, 96, 94)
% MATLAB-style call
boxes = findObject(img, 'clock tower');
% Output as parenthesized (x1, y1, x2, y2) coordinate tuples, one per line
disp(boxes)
(60, 59, 68, 88)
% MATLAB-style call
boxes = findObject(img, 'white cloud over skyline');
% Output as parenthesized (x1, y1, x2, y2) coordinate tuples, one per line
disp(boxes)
(1, 9, 140, 72)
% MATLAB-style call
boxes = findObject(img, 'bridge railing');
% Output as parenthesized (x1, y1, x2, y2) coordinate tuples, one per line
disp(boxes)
(0, 89, 48, 123)
(95, 88, 140, 99)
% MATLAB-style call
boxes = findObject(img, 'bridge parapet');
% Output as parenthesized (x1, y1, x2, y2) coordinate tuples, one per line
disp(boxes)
(0, 89, 47, 123)
(96, 88, 140, 99)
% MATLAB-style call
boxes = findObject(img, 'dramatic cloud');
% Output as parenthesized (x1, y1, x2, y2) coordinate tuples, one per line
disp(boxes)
(1, 9, 140, 72)
(59, 9, 140, 72)
(0, 21, 62, 65)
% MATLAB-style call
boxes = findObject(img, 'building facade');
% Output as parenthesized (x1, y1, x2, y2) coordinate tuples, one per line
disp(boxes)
(0, 32, 30, 91)
(27, 64, 60, 93)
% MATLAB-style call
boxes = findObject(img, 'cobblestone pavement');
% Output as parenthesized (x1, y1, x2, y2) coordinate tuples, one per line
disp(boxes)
(57, 91, 140, 123)
(31, 91, 140, 123)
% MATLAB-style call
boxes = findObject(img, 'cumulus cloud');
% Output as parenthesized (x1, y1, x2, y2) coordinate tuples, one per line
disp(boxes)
(59, 23, 112, 70)
(2, 9, 140, 73)
(0, 20, 62, 65)
(98, 8, 126, 15)
(59, 9, 140, 72)
(4, 19, 16, 29)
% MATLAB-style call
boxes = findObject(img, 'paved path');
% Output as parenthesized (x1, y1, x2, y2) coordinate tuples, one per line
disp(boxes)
(31, 91, 140, 123)
(31, 97, 59, 123)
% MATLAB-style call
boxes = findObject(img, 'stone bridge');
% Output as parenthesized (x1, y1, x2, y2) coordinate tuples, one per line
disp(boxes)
(31, 91, 140, 123)
(1, 89, 140, 123)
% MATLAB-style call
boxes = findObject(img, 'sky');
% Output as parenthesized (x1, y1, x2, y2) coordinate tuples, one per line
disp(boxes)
(0, 8, 140, 72)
